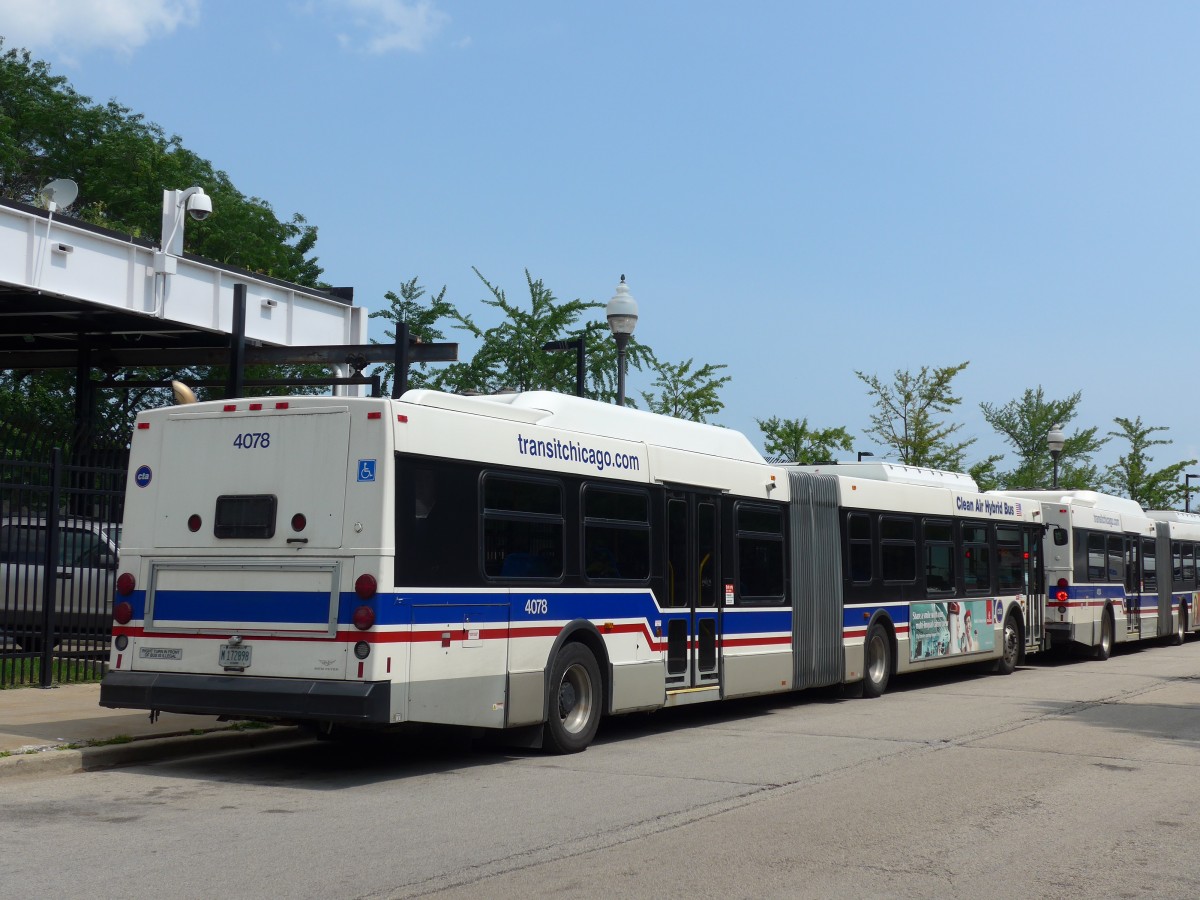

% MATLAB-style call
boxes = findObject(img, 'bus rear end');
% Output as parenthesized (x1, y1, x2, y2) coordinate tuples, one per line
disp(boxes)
(100, 395, 397, 727)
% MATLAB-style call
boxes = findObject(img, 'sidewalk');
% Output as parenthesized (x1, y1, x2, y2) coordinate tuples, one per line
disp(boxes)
(0, 682, 302, 778)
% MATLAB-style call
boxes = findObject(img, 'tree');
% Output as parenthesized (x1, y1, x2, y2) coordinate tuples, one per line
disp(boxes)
(756, 416, 853, 463)
(640, 358, 730, 423)
(1101, 416, 1196, 509)
(367, 269, 733, 419)
(855, 362, 974, 470)
(406, 268, 661, 404)
(979, 387, 1105, 489)
(369, 277, 458, 394)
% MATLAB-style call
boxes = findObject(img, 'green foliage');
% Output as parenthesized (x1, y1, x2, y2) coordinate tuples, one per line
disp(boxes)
(640, 357, 730, 423)
(369, 277, 458, 394)
(420, 268, 657, 402)
(1100, 416, 1196, 509)
(967, 455, 1004, 492)
(979, 387, 1105, 489)
(855, 362, 974, 469)
(367, 270, 731, 420)
(756, 415, 853, 463)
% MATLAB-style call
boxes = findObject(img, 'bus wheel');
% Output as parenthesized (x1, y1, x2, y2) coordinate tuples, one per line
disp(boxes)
(994, 610, 1020, 676)
(1171, 610, 1186, 646)
(862, 621, 891, 698)
(1093, 609, 1113, 661)
(544, 643, 602, 753)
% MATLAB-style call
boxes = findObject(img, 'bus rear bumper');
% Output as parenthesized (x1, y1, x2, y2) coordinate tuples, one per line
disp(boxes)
(100, 670, 392, 725)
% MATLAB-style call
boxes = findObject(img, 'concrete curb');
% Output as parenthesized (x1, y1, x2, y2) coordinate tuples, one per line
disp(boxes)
(0, 725, 307, 779)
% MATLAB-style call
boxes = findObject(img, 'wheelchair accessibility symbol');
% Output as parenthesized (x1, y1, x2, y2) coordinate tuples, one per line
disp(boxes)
(357, 459, 377, 482)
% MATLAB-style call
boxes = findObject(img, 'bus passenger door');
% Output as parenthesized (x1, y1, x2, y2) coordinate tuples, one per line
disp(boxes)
(1124, 536, 1141, 636)
(664, 493, 721, 690)
(1024, 526, 1045, 653)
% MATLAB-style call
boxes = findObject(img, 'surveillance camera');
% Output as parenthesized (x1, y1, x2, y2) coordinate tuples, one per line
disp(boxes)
(186, 189, 212, 221)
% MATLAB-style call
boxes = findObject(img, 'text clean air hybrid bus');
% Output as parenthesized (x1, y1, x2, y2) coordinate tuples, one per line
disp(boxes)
(99, 389, 1185, 752)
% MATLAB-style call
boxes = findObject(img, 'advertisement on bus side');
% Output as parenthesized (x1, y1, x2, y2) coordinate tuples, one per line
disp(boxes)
(909, 599, 996, 660)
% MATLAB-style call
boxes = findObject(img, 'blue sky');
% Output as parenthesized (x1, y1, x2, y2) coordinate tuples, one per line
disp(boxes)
(5, 1, 1200, 477)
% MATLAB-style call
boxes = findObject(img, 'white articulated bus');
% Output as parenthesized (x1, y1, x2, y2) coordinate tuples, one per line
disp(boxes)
(102, 389, 1052, 751)
(996, 491, 1188, 656)
(1144, 510, 1200, 639)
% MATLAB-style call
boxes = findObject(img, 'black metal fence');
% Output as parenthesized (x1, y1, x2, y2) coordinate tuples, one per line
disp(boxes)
(1, 424, 126, 687)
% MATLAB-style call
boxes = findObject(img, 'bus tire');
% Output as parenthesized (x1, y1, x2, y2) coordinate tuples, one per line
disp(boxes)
(543, 642, 602, 754)
(1093, 608, 1113, 661)
(994, 610, 1020, 676)
(1171, 609, 1186, 646)
(862, 621, 891, 698)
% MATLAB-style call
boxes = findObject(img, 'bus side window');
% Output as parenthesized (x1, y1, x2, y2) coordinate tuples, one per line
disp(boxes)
(879, 516, 916, 583)
(961, 523, 990, 594)
(582, 486, 650, 582)
(923, 519, 954, 595)
(846, 513, 872, 584)
(482, 474, 564, 580)
(996, 526, 1023, 593)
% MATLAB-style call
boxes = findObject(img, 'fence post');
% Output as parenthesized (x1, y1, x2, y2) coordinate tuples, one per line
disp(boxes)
(38, 446, 63, 688)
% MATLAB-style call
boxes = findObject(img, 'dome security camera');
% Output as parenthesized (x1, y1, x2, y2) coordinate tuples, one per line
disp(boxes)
(186, 189, 212, 221)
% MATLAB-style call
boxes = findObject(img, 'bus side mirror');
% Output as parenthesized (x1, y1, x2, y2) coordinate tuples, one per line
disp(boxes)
(1053, 527, 1068, 547)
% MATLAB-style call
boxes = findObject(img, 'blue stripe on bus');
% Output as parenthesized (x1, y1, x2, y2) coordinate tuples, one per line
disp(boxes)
(126, 588, 798, 637)
(843, 604, 910, 628)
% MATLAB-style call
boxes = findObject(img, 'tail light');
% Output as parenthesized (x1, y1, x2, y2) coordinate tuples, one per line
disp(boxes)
(116, 572, 136, 596)
(188, 514, 202, 532)
(1055, 578, 1069, 602)
(352, 606, 376, 630)
(114, 601, 133, 625)
(355, 573, 377, 600)
(291, 513, 307, 532)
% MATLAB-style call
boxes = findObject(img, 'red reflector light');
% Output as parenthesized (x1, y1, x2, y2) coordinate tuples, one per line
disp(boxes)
(275, 402, 289, 409)
(367, 411, 382, 420)
(353, 605, 376, 630)
(188, 514, 202, 532)
(223, 404, 237, 412)
(1057, 578, 1069, 588)
(355, 573, 378, 600)
(397, 414, 408, 423)
(291, 513, 306, 532)
(137, 422, 150, 430)
(249, 403, 262, 411)
(116, 573, 136, 596)
(1023, 552, 1030, 559)
(114, 601, 133, 625)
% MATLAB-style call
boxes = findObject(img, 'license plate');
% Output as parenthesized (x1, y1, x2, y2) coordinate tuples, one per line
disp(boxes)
(219, 644, 252, 668)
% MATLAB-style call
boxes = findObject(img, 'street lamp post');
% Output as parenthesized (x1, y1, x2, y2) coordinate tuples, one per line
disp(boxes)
(606, 275, 638, 406)
(1047, 423, 1065, 489)
(542, 337, 586, 397)
(1186, 473, 1200, 513)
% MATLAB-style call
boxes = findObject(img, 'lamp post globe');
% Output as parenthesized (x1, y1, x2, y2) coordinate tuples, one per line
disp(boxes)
(607, 275, 638, 405)
(1047, 424, 1065, 489)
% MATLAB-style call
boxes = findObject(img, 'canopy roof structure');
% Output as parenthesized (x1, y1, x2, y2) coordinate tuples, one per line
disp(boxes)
(0, 196, 454, 393)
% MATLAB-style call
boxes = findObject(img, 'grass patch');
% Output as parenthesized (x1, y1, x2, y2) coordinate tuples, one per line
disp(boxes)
(229, 721, 271, 731)
(62, 734, 133, 750)
(0, 656, 106, 688)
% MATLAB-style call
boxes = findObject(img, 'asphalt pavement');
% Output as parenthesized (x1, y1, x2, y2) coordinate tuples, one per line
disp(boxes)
(0, 681, 302, 778)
